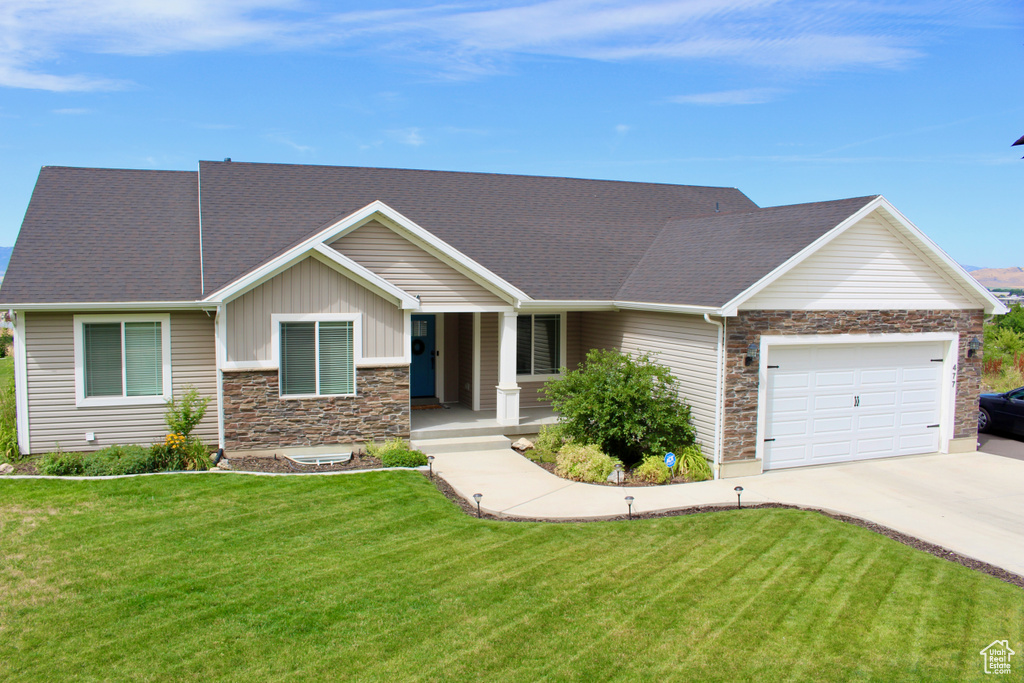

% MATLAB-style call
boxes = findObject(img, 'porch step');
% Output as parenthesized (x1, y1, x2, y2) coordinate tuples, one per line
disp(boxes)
(413, 434, 513, 455)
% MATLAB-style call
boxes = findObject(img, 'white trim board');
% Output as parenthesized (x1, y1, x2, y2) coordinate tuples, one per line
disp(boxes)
(13, 310, 30, 455)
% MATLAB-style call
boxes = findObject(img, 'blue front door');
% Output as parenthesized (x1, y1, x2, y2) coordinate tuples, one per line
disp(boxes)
(410, 315, 436, 398)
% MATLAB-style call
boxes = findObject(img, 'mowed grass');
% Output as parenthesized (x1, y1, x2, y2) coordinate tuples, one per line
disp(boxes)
(0, 356, 12, 386)
(1, 473, 1021, 682)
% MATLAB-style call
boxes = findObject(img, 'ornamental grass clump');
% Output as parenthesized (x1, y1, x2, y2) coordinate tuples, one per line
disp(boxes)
(367, 437, 428, 468)
(554, 443, 616, 483)
(632, 455, 671, 484)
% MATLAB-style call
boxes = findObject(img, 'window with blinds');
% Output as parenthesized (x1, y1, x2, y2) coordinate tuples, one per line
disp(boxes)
(82, 321, 164, 398)
(280, 320, 355, 397)
(516, 314, 561, 376)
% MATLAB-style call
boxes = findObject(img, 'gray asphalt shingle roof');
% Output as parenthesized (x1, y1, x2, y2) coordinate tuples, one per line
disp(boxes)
(0, 161, 877, 309)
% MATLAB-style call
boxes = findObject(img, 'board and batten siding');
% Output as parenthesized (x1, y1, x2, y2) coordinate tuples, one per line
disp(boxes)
(331, 221, 509, 308)
(740, 215, 978, 311)
(24, 310, 217, 454)
(578, 310, 719, 454)
(225, 256, 404, 364)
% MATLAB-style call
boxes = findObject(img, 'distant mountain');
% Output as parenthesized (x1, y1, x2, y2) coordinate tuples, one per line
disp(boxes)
(0, 247, 11, 275)
(970, 266, 1024, 289)
(960, 264, 984, 272)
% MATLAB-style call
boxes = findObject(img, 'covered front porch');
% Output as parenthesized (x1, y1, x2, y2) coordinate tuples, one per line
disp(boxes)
(410, 404, 558, 440)
(407, 310, 578, 433)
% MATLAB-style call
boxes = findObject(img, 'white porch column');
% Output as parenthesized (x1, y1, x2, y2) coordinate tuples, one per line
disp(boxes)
(496, 311, 521, 426)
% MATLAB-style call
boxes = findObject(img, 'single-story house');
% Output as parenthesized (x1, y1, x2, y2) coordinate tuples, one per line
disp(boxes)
(0, 161, 1006, 477)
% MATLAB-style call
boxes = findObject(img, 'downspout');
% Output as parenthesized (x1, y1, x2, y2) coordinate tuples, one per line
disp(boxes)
(704, 313, 725, 480)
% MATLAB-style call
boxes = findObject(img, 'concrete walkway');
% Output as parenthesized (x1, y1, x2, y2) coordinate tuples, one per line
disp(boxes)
(433, 449, 1024, 577)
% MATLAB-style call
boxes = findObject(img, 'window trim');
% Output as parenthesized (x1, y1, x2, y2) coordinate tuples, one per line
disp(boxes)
(271, 313, 362, 399)
(73, 313, 172, 407)
(515, 312, 567, 382)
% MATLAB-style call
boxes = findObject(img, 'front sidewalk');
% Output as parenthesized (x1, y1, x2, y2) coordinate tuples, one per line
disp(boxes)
(432, 448, 1024, 577)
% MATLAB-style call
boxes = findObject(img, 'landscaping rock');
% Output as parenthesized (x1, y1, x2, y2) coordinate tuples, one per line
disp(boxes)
(0, 463, 14, 475)
(511, 438, 534, 452)
(607, 469, 624, 484)
(216, 459, 232, 471)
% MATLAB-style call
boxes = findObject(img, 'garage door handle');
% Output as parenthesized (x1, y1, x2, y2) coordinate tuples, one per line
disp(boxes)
(854, 396, 860, 407)
(927, 424, 939, 428)
(764, 438, 775, 442)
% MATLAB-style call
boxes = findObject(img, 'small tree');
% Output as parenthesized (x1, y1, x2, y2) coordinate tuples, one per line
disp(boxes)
(165, 387, 209, 438)
(543, 349, 695, 466)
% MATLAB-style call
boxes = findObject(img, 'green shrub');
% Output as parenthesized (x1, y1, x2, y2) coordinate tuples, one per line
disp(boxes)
(81, 445, 157, 476)
(151, 437, 211, 472)
(0, 377, 19, 463)
(554, 443, 616, 483)
(544, 349, 696, 466)
(532, 423, 568, 463)
(368, 437, 428, 467)
(165, 387, 209, 438)
(38, 450, 85, 476)
(675, 444, 712, 482)
(633, 455, 671, 484)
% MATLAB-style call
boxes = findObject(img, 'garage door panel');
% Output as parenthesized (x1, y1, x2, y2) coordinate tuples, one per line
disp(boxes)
(812, 416, 854, 434)
(811, 441, 853, 459)
(772, 396, 810, 412)
(768, 444, 809, 464)
(856, 436, 896, 455)
(765, 340, 946, 470)
(903, 367, 940, 383)
(859, 391, 896, 408)
(774, 373, 811, 390)
(860, 369, 898, 385)
(815, 371, 856, 388)
(858, 413, 895, 429)
(814, 394, 852, 410)
(899, 432, 939, 452)
(901, 389, 936, 405)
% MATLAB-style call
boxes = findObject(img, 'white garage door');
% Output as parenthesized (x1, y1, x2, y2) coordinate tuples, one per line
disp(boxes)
(764, 341, 944, 470)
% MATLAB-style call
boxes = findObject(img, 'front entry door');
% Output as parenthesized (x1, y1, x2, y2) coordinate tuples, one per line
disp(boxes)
(410, 315, 436, 398)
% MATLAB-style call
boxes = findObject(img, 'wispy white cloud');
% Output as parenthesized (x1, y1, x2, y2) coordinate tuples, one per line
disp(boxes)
(671, 87, 782, 105)
(387, 127, 426, 146)
(615, 124, 631, 134)
(265, 132, 314, 153)
(0, 0, 1018, 90)
(52, 107, 95, 115)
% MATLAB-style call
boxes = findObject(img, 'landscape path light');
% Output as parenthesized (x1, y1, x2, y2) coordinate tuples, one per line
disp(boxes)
(614, 462, 623, 485)
(473, 493, 483, 518)
(734, 486, 743, 509)
(427, 455, 435, 479)
(625, 495, 635, 520)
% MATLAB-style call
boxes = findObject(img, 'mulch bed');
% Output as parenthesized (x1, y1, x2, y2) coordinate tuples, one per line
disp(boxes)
(426, 472, 1024, 589)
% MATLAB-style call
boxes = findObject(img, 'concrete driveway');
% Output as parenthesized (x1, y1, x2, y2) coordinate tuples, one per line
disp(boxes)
(434, 449, 1024, 577)
(979, 432, 1024, 461)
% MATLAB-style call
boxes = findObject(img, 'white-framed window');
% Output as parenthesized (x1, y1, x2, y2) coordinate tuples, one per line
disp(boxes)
(271, 314, 361, 398)
(73, 314, 172, 407)
(516, 313, 565, 380)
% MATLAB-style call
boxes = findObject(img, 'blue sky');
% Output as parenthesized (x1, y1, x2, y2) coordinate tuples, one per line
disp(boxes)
(1, 0, 1022, 267)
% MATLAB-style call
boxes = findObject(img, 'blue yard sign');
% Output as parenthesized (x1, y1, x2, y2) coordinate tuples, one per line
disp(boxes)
(664, 452, 676, 468)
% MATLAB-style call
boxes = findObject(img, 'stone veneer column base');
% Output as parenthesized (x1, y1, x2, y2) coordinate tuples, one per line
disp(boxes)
(222, 366, 410, 451)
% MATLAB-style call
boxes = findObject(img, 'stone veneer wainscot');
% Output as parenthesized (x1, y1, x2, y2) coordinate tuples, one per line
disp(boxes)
(722, 310, 984, 463)
(222, 366, 410, 451)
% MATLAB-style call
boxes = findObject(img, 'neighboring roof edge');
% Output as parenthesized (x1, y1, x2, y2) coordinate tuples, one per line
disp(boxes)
(718, 196, 1007, 316)
(3, 301, 207, 311)
(203, 200, 531, 307)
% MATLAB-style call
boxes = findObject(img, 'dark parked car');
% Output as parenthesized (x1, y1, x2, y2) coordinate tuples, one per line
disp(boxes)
(979, 386, 1024, 436)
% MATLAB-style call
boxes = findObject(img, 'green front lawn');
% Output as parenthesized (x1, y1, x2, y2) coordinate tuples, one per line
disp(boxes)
(1, 473, 1020, 682)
